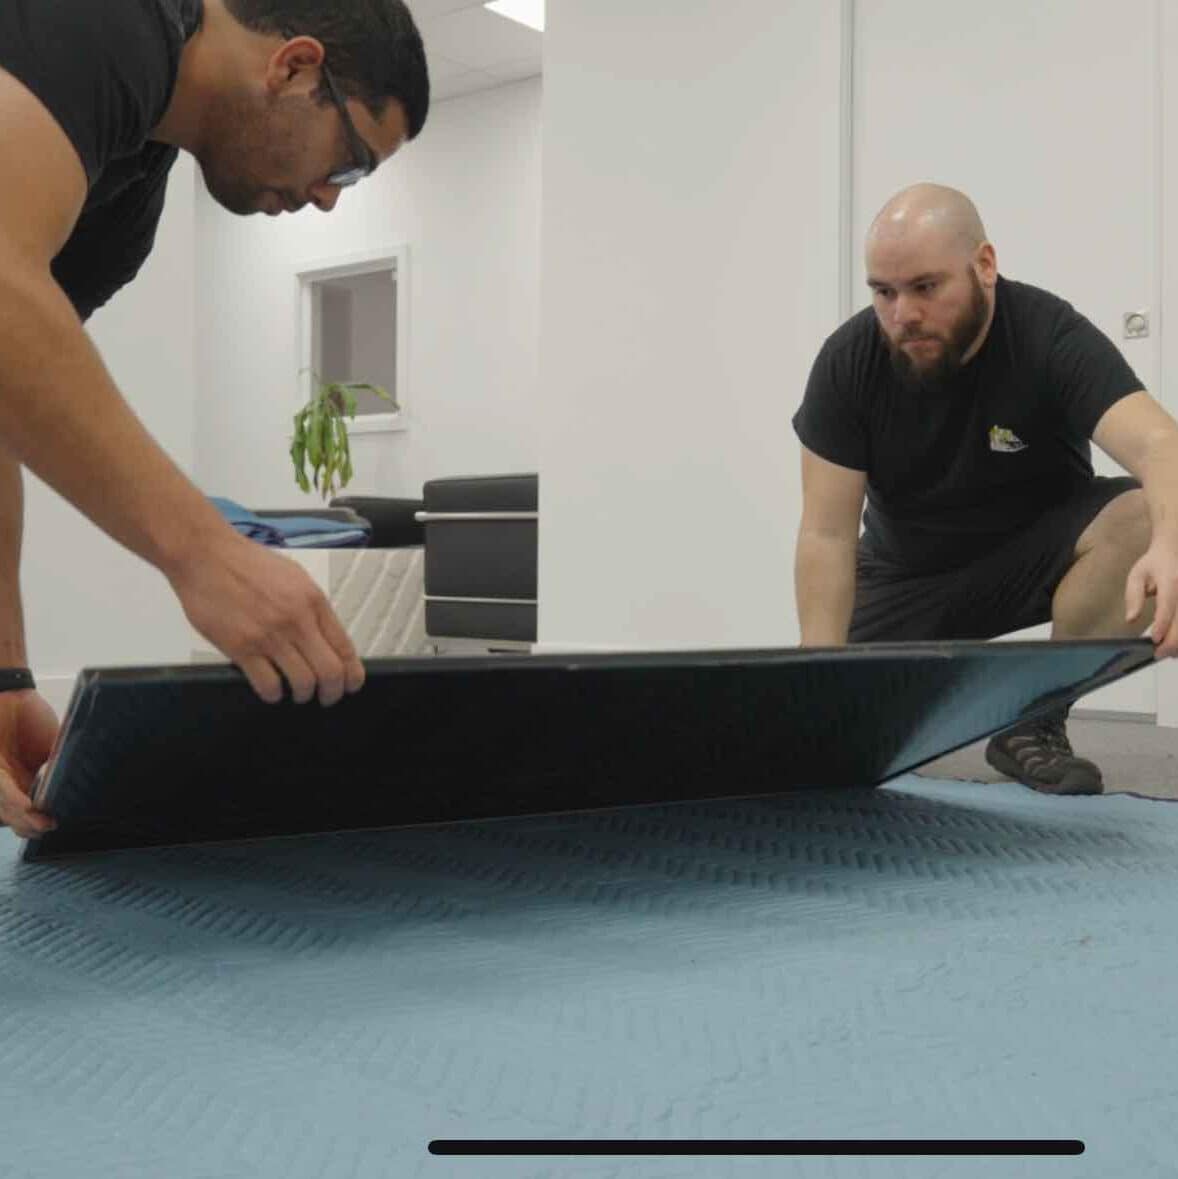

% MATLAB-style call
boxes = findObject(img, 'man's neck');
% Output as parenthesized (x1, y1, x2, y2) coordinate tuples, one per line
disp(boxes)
(962, 286, 999, 366)
(152, 0, 229, 153)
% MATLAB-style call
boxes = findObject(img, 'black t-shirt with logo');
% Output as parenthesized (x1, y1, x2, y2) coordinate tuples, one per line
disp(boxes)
(0, 0, 203, 321)
(792, 276, 1144, 573)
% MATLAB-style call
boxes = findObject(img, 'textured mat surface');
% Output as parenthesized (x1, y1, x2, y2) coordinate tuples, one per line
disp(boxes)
(2, 775, 1176, 1179)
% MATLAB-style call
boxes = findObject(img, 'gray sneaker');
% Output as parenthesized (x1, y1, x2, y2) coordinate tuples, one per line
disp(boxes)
(984, 708, 1103, 795)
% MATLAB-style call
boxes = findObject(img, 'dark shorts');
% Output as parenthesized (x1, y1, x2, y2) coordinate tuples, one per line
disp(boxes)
(848, 476, 1141, 642)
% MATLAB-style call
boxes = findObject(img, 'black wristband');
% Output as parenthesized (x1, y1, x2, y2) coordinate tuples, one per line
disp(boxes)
(0, 668, 35, 693)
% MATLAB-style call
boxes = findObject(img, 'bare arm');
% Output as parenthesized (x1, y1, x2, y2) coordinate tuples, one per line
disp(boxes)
(0, 69, 231, 579)
(0, 417, 55, 838)
(1092, 390, 1178, 547)
(0, 449, 26, 667)
(0, 68, 363, 710)
(1093, 390, 1178, 654)
(794, 445, 867, 646)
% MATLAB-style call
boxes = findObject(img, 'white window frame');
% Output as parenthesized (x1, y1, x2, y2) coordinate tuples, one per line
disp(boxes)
(295, 245, 409, 435)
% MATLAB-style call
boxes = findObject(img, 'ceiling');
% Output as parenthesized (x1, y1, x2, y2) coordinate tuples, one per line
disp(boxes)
(410, 0, 544, 101)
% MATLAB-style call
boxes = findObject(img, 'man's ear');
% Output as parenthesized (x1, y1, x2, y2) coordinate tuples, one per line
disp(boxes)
(263, 35, 325, 98)
(974, 241, 998, 288)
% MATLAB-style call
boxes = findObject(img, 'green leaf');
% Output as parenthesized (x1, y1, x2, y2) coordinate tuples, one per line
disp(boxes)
(336, 416, 353, 488)
(318, 411, 335, 500)
(306, 402, 323, 467)
(325, 383, 348, 417)
(292, 374, 392, 496)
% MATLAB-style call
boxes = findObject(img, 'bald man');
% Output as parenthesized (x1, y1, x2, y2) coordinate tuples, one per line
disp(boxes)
(793, 183, 1178, 795)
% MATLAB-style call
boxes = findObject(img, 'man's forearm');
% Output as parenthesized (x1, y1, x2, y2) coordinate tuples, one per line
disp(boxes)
(0, 449, 26, 666)
(795, 530, 857, 646)
(1137, 436, 1178, 546)
(0, 256, 228, 583)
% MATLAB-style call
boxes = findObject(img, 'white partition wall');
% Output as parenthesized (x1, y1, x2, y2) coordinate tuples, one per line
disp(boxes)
(536, 0, 845, 651)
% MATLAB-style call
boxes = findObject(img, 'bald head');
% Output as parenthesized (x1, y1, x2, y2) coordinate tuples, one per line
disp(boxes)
(867, 183, 988, 258)
(864, 185, 998, 386)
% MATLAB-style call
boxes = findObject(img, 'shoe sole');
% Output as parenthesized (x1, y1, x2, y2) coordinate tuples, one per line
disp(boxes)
(984, 739, 1103, 796)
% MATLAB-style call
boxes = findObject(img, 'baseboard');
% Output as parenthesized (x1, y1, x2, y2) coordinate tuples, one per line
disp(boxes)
(1071, 708, 1157, 724)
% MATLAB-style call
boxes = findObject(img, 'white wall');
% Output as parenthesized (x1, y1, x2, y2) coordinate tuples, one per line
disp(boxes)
(23, 156, 198, 707)
(536, 0, 845, 650)
(194, 78, 542, 506)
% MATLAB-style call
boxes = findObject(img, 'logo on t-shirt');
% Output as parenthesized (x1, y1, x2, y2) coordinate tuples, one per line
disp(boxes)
(989, 425, 1028, 453)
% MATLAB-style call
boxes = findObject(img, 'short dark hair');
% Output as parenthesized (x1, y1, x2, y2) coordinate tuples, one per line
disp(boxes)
(224, 0, 430, 139)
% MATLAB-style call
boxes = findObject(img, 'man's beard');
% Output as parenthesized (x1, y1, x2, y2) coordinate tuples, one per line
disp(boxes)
(196, 93, 301, 216)
(888, 269, 989, 392)
(200, 161, 260, 215)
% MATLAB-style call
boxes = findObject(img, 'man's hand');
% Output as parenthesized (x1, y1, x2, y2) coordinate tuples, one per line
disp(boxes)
(0, 690, 58, 838)
(168, 532, 365, 707)
(1126, 542, 1178, 659)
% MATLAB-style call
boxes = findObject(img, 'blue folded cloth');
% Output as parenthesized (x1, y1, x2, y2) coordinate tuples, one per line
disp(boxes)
(209, 498, 371, 549)
(282, 522, 371, 549)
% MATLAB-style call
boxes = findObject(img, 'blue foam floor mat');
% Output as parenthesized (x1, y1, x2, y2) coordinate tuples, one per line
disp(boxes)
(2, 775, 1176, 1179)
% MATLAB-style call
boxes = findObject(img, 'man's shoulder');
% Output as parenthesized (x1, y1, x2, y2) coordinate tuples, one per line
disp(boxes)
(817, 304, 882, 371)
(0, 0, 197, 57)
(801, 306, 883, 411)
(999, 276, 1079, 331)
(0, 0, 198, 179)
(827, 304, 879, 347)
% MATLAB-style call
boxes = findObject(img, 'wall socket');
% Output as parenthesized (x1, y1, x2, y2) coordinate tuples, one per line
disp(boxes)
(1124, 310, 1150, 339)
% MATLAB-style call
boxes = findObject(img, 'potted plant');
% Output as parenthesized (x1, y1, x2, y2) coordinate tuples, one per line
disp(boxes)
(290, 375, 397, 499)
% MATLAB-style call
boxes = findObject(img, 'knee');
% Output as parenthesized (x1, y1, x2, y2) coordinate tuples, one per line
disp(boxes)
(1082, 489, 1152, 560)
(1109, 489, 1152, 556)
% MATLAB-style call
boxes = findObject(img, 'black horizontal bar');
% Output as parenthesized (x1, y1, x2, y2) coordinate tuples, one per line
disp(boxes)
(428, 1140, 1084, 1157)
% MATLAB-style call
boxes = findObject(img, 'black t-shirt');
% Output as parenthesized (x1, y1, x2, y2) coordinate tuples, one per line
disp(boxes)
(792, 276, 1144, 573)
(0, 0, 202, 321)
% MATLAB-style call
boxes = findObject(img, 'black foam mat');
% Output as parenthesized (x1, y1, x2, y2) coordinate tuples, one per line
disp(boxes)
(24, 640, 1154, 860)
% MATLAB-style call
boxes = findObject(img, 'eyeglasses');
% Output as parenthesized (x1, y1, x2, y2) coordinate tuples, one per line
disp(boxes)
(320, 60, 377, 187)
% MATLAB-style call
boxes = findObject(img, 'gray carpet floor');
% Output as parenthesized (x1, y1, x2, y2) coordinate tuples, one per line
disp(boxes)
(917, 713, 1178, 799)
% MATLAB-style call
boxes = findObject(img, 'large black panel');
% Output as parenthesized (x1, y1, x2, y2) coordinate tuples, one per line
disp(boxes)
(24, 640, 1154, 860)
